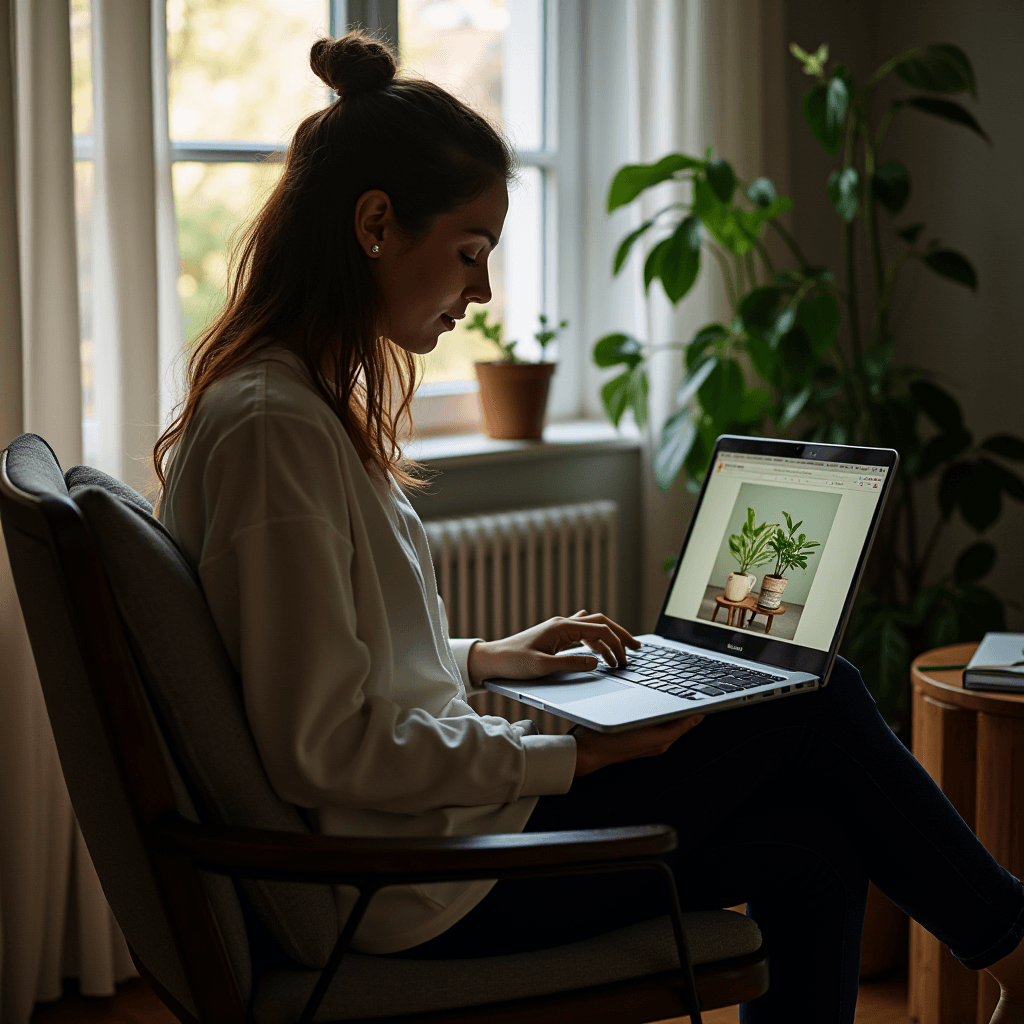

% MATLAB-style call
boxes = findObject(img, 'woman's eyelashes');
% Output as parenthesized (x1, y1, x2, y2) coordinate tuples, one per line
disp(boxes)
(459, 251, 479, 268)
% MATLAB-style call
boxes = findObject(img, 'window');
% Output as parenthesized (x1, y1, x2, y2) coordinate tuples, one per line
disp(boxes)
(72, 0, 572, 448)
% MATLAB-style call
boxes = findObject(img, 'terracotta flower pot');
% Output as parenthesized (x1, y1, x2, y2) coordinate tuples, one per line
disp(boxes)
(474, 361, 556, 440)
(757, 574, 788, 610)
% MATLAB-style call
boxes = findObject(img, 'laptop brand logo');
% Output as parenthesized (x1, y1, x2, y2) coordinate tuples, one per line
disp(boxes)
(727, 643, 744, 652)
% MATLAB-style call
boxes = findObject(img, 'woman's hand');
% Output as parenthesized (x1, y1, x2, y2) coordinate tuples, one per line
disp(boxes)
(466, 610, 641, 686)
(572, 715, 705, 776)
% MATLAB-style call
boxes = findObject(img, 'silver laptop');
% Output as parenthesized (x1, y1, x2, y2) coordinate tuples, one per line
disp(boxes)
(485, 435, 898, 733)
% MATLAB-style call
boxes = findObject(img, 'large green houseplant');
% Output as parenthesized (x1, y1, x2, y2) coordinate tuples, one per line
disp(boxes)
(593, 42, 1024, 727)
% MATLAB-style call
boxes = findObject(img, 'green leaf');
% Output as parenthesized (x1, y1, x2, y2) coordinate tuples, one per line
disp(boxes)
(804, 76, 848, 154)
(955, 541, 996, 583)
(796, 293, 840, 357)
(897, 222, 925, 244)
(676, 357, 717, 407)
(684, 425, 715, 481)
(778, 385, 813, 428)
(693, 178, 747, 255)
(828, 167, 860, 221)
(910, 379, 963, 433)
(922, 250, 977, 290)
(981, 434, 1024, 461)
(738, 287, 782, 332)
(737, 388, 770, 424)
(745, 178, 777, 208)
(654, 410, 698, 493)
(607, 153, 704, 212)
(746, 335, 779, 385)
(601, 366, 649, 428)
(698, 359, 745, 426)
(706, 159, 736, 204)
(593, 332, 644, 369)
(660, 215, 702, 304)
(644, 238, 671, 293)
(902, 96, 990, 142)
(862, 343, 893, 383)
(613, 219, 654, 275)
(894, 44, 976, 97)
(872, 160, 910, 214)
(685, 324, 730, 367)
(767, 306, 796, 350)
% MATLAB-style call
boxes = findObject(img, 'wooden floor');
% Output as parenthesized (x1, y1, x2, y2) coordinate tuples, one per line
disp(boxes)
(30, 973, 913, 1023)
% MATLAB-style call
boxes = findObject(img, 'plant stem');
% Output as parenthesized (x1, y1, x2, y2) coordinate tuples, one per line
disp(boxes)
(862, 133, 887, 320)
(751, 237, 776, 280)
(734, 253, 747, 296)
(710, 244, 739, 311)
(842, 108, 863, 369)
(745, 250, 758, 291)
(769, 220, 810, 272)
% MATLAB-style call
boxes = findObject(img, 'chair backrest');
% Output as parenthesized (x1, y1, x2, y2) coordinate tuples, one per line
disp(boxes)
(0, 435, 337, 1021)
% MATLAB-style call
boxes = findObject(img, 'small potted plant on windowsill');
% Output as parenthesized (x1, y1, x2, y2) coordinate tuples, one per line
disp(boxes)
(758, 512, 821, 610)
(470, 312, 568, 440)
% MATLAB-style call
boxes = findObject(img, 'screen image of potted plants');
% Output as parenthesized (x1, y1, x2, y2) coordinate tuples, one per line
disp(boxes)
(758, 512, 821, 610)
(471, 311, 568, 440)
(725, 507, 778, 601)
(592, 40, 1024, 730)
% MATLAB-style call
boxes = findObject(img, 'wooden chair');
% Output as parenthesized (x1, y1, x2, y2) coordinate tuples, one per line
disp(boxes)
(0, 433, 768, 1024)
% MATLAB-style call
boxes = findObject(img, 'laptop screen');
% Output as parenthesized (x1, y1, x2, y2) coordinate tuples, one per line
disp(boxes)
(657, 438, 897, 674)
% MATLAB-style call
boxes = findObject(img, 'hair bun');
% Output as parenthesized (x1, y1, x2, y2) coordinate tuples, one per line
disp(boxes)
(310, 31, 397, 97)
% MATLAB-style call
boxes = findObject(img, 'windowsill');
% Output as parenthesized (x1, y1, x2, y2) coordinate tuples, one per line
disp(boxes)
(405, 418, 643, 467)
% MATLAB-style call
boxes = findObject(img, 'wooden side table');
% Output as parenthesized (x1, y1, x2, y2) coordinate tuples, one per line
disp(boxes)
(909, 643, 1024, 1024)
(712, 593, 787, 633)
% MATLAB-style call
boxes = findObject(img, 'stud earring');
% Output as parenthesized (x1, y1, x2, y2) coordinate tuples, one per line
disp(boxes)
(371, 244, 380, 255)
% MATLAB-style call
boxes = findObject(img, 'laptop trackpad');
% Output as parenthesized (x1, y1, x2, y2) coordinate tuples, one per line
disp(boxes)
(516, 674, 631, 705)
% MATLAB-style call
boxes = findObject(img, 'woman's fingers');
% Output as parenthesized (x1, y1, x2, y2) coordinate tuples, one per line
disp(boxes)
(562, 620, 631, 664)
(570, 611, 641, 651)
(584, 637, 618, 667)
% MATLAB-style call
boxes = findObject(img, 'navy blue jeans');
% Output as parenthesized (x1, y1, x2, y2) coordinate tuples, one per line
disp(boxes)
(403, 658, 1024, 1023)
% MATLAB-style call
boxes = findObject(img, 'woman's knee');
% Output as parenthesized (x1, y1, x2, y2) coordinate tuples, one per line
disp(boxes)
(820, 655, 877, 711)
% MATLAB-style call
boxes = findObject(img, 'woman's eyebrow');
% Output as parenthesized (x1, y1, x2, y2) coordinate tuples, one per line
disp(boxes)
(465, 228, 499, 249)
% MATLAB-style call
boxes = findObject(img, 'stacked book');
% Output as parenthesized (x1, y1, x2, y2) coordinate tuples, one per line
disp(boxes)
(964, 633, 1024, 693)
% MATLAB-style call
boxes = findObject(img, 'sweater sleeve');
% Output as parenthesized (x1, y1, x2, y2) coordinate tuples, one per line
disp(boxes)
(196, 411, 575, 814)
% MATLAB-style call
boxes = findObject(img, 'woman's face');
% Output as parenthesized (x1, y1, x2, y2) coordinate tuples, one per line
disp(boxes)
(354, 181, 509, 355)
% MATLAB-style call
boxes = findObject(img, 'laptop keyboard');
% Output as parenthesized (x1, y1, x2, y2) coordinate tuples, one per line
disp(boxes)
(595, 643, 786, 701)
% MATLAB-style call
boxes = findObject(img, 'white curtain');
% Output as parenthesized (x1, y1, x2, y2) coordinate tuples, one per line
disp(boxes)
(578, 0, 774, 624)
(0, 0, 181, 1019)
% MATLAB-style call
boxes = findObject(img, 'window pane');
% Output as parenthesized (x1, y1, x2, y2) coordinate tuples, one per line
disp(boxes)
(75, 161, 97, 464)
(399, 0, 544, 150)
(167, 0, 331, 144)
(70, 0, 92, 136)
(402, 0, 547, 385)
(173, 162, 284, 344)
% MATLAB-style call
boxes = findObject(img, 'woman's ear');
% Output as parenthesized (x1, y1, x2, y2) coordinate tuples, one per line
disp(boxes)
(354, 190, 393, 258)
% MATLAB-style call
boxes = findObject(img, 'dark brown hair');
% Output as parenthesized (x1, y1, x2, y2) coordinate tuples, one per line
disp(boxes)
(154, 29, 515, 490)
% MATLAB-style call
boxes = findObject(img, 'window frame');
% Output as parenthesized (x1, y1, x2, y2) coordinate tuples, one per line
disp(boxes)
(75, 0, 584, 439)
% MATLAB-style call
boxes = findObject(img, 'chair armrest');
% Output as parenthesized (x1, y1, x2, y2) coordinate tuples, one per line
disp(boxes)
(155, 819, 676, 885)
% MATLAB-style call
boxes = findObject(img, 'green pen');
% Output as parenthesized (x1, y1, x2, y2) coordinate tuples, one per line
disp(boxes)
(918, 663, 968, 671)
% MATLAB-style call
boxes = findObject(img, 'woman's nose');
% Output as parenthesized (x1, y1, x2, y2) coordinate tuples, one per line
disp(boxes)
(466, 267, 492, 306)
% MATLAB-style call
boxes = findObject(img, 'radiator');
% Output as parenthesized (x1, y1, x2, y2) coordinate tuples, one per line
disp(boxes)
(423, 501, 618, 734)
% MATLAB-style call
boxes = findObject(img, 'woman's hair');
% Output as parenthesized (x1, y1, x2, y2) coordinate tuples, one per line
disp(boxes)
(153, 29, 515, 491)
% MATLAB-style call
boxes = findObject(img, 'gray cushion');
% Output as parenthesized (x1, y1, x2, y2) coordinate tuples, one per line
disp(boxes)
(65, 464, 155, 515)
(68, 480, 339, 969)
(252, 910, 762, 1023)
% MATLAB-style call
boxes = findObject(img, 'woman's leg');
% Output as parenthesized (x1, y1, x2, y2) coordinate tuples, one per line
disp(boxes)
(405, 658, 1024, 1020)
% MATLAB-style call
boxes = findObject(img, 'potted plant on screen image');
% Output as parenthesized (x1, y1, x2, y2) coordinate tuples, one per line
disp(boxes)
(470, 311, 568, 440)
(726, 507, 778, 601)
(758, 512, 821, 610)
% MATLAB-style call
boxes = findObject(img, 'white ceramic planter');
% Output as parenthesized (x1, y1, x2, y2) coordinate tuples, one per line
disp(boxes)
(724, 572, 757, 602)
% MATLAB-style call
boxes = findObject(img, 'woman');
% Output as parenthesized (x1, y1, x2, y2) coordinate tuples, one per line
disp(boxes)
(155, 31, 1024, 1024)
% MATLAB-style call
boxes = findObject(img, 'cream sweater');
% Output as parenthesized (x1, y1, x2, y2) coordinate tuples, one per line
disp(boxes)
(159, 347, 577, 953)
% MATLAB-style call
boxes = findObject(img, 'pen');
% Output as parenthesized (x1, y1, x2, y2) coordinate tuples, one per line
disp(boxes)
(918, 664, 968, 671)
